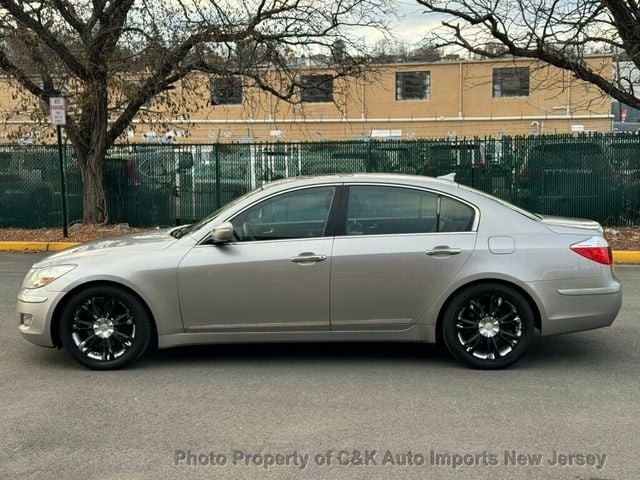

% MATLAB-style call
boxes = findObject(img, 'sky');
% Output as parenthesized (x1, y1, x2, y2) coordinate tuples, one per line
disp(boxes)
(392, 1, 442, 41)
(362, 1, 448, 46)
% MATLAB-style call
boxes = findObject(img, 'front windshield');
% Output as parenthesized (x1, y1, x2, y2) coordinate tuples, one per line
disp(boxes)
(458, 184, 541, 221)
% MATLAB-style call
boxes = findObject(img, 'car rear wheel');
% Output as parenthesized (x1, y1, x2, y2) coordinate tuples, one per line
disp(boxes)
(59, 285, 152, 370)
(441, 283, 535, 369)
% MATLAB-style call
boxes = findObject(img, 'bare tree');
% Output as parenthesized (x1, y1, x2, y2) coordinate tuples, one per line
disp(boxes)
(415, 1, 640, 109)
(0, 0, 388, 223)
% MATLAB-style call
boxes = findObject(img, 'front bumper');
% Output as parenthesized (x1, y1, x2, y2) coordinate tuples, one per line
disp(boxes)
(17, 288, 65, 347)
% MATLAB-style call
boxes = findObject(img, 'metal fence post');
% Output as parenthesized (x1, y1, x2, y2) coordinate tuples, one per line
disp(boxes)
(214, 142, 221, 209)
(56, 126, 69, 237)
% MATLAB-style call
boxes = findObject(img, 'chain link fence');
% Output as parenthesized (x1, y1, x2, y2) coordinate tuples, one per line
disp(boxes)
(1, 133, 639, 228)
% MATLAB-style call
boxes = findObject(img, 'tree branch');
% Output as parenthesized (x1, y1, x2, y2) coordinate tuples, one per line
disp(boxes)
(418, 0, 640, 109)
(0, 0, 92, 80)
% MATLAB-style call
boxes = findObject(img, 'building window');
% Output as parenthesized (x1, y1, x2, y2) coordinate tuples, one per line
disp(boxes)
(493, 67, 530, 97)
(396, 71, 430, 100)
(211, 77, 243, 105)
(301, 75, 334, 103)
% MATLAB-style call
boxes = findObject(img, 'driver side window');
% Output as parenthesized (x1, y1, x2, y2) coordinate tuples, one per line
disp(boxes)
(232, 186, 336, 242)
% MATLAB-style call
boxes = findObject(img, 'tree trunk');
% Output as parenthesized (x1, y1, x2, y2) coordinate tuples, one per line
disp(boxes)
(73, 83, 110, 224)
(77, 145, 108, 224)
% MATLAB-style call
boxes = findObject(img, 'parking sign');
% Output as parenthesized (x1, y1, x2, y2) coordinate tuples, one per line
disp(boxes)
(49, 97, 66, 126)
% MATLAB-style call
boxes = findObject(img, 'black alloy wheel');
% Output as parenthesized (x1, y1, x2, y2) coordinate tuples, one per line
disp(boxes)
(59, 285, 152, 370)
(442, 283, 535, 369)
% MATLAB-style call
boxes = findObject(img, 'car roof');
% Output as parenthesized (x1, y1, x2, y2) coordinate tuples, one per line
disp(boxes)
(262, 173, 462, 191)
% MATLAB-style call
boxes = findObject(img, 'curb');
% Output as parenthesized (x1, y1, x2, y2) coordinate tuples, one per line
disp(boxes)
(612, 251, 640, 265)
(0, 241, 639, 264)
(0, 241, 79, 252)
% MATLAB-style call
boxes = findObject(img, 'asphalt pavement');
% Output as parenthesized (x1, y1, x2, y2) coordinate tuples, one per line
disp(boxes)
(1, 252, 639, 480)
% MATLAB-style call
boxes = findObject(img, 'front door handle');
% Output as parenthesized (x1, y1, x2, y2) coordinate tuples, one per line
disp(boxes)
(425, 246, 462, 256)
(290, 253, 327, 263)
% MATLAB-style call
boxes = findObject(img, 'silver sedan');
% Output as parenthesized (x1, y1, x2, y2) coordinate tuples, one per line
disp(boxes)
(17, 174, 622, 369)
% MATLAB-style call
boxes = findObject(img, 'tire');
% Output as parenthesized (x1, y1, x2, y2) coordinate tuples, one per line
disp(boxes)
(441, 283, 535, 369)
(59, 285, 153, 370)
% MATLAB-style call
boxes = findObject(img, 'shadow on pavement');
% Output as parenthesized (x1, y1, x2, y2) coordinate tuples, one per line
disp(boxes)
(137, 330, 613, 370)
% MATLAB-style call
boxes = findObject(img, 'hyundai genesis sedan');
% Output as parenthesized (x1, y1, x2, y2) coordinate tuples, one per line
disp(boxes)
(17, 174, 622, 369)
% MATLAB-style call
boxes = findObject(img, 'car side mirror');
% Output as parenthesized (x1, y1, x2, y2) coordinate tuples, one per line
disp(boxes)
(211, 222, 234, 244)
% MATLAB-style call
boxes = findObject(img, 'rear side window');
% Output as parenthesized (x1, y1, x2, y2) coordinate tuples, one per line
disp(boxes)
(439, 196, 475, 232)
(345, 185, 474, 235)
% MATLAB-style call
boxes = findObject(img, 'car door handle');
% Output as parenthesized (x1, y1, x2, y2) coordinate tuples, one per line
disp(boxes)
(290, 253, 327, 263)
(425, 247, 462, 256)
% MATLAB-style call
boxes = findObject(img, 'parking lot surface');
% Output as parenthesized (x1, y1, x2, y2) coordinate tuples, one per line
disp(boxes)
(1, 252, 638, 479)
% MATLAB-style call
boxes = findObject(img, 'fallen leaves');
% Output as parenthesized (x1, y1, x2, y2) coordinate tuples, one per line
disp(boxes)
(0, 224, 153, 243)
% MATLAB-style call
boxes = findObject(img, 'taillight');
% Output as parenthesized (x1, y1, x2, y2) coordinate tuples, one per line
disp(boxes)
(570, 236, 612, 265)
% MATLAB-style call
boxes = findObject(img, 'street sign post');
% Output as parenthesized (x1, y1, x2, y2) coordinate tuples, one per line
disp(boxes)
(49, 97, 69, 238)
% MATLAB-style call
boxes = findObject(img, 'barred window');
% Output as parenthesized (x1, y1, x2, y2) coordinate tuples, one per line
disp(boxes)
(493, 67, 530, 97)
(301, 75, 333, 103)
(396, 71, 430, 100)
(210, 77, 243, 105)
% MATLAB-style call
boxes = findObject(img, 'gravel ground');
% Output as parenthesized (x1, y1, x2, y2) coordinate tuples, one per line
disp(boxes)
(604, 227, 640, 250)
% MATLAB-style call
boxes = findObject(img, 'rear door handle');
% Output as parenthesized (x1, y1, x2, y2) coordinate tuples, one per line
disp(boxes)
(425, 247, 462, 256)
(290, 253, 327, 263)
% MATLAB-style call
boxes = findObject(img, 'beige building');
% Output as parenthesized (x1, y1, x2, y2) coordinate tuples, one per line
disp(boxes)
(0, 55, 613, 143)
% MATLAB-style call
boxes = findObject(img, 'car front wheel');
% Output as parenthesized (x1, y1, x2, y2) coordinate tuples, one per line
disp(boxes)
(441, 283, 535, 369)
(59, 285, 152, 370)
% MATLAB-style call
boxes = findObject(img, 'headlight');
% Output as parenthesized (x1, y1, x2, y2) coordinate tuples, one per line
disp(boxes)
(23, 265, 77, 289)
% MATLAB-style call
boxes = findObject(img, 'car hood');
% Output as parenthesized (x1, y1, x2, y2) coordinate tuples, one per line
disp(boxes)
(539, 215, 603, 235)
(35, 228, 178, 266)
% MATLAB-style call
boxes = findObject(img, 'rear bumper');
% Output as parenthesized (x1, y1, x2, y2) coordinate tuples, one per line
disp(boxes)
(531, 279, 623, 336)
